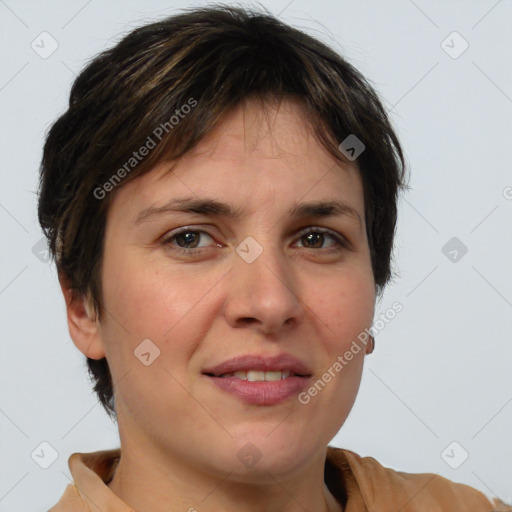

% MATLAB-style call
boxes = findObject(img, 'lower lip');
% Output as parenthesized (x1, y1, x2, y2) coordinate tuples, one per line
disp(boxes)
(205, 375, 310, 405)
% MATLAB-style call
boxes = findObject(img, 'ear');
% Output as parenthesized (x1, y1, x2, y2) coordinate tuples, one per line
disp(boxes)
(59, 273, 106, 360)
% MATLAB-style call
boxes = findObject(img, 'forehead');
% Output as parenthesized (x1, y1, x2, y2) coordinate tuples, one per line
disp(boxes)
(107, 97, 363, 221)
(190, 97, 320, 159)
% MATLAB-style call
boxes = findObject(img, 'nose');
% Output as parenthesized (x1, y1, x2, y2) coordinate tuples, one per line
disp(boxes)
(223, 241, 305, 335)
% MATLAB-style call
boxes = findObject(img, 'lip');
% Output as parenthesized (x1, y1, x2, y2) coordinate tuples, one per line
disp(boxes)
(202, 353, 312, 377)
(202, 353, 312, 406)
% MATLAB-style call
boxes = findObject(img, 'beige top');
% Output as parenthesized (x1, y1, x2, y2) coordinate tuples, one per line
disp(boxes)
(48, 446, 511, 511)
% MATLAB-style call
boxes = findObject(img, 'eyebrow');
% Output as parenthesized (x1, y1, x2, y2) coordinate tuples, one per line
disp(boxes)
(135, 197, 362, 227)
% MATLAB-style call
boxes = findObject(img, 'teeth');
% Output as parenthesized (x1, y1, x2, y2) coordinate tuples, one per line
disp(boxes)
(263, 371, 283, 381)
(247, 370, 265, 382)
(221, 370, 292, 381)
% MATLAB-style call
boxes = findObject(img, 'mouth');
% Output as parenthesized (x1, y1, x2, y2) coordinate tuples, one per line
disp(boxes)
(207, 370, 302, 381)
(203, 353, 312, 377)
(202, 353, 312, 405)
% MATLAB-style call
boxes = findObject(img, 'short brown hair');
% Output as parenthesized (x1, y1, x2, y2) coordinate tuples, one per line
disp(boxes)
(37, 4, 408, 422)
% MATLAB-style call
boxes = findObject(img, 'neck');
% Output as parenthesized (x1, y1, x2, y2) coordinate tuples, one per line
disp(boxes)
(107, 443, 343, 512)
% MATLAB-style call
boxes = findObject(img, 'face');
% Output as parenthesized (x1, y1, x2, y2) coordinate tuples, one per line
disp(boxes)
(81, 98, 375, 479)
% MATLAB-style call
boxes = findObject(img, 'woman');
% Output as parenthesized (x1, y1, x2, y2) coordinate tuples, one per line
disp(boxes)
(39, 5, 510, 511)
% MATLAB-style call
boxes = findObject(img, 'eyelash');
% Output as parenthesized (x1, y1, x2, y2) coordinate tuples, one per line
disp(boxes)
(160, 226, 349, 255)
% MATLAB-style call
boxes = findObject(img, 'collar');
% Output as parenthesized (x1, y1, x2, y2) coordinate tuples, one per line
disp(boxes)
(49, 446, 501, 511)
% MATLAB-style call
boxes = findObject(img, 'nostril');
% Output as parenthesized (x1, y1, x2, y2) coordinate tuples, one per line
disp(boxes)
(239, 318, 257, 326)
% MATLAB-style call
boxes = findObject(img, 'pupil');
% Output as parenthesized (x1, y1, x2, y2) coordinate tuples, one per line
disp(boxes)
(304, 233, 322, 248)
(180, 232, 198, 248)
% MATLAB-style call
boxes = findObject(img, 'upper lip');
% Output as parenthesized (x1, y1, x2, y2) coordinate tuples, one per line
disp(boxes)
(203, 353, 312, 377)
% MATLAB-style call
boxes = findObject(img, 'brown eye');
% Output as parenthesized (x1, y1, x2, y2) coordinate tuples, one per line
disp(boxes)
(174, 231, 201, 248)
(295, 228, 347, 250)
(162, 228, 216, 252)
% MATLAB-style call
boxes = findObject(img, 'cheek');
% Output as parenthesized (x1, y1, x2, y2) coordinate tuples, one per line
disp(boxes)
(308, 265, 375, 350)
(103, 253, 191, 333)
(300, 269, 372, 434)
(307, 265, 373, 422)
(99, 258, 206, 419)
(100, 253, 226, 370)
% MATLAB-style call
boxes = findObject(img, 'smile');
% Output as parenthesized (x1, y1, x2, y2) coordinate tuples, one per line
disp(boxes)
(219, 370, 293, 381)
(202, 353, 312, 405)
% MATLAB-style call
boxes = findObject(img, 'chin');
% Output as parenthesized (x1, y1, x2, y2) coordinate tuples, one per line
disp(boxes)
(216, 424, 323, 479)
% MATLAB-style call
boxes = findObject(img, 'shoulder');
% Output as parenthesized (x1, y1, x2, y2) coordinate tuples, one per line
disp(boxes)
(326, 446, 510, 511)
(47, 448, 124, 512)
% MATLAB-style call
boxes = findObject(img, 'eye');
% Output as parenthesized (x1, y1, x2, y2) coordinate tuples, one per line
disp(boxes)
(161, 228, 216, 253)
(161, 226, 348, 256)
(294, 227, 347, 251)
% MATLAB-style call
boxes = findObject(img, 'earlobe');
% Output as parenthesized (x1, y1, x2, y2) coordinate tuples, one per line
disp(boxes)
(59, 274, 106, 360)
(365, 335, 375, 355)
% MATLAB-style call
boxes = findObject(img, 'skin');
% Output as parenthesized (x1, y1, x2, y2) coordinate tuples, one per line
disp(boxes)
(61, 97, 376, 512)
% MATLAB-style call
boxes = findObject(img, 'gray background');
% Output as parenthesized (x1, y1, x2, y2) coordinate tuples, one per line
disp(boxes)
(0, 0, 511, 510)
